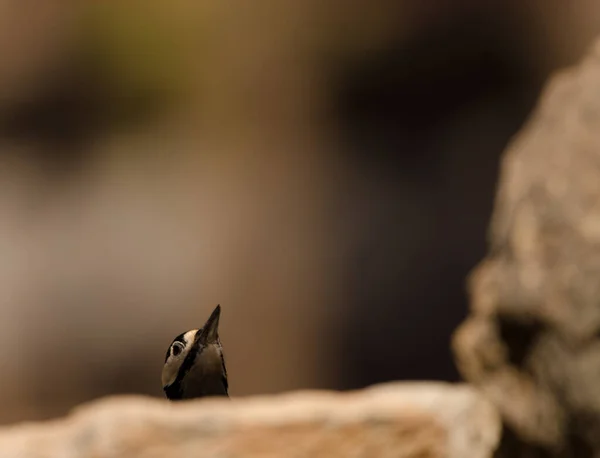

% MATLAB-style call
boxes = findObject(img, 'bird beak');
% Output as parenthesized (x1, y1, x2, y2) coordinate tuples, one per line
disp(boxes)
(196, 304, 221, 345)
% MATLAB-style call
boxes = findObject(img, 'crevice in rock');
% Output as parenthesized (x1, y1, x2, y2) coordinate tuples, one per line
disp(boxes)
(496, 314, 544, 367)
(493, 425, 551, 458)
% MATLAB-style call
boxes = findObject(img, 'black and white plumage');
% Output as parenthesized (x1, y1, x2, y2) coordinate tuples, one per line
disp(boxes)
(162, 304, 229, 400)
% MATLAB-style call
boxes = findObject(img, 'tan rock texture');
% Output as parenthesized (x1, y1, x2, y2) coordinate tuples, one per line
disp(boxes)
(453, 38, 600, 457)
(0, 382, 499, 458)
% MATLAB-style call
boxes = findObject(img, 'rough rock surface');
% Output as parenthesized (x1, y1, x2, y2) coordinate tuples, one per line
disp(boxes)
(0, 382, 499, 458)
(453, 37, 600, 457)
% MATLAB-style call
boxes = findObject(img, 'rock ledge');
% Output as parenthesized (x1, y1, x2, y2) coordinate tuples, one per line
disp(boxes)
(0, 382, 499, 458)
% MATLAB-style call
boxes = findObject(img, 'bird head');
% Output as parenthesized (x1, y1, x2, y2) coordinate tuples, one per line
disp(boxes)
(162, 304, 228, 400)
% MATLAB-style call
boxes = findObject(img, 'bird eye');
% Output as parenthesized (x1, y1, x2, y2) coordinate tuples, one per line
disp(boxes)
(172, 342, 184, 357)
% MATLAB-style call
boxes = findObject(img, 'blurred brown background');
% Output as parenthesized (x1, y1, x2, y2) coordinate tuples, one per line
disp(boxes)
(0, 0, 599, 425)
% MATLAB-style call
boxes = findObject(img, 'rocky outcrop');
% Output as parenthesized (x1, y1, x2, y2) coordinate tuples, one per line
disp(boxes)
(453, 38, 600, 457)
(0, 382, 499, 458)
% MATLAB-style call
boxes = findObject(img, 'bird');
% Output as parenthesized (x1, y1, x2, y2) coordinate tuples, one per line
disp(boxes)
(161, 304, 229, 400)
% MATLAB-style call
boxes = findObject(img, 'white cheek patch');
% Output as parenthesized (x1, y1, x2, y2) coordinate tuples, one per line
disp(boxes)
(180, 330, 197, 349)
(162, 362, 179, 388)
(161, 329, 198, 387)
